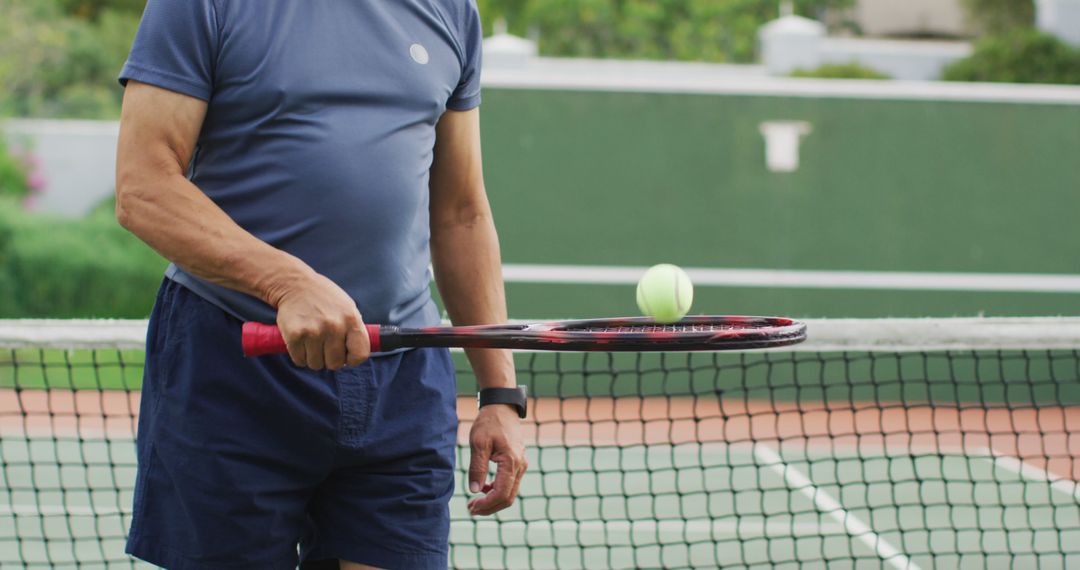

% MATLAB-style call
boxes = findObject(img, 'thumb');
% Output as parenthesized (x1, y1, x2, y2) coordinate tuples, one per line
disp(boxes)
(469, 438, 492, 494)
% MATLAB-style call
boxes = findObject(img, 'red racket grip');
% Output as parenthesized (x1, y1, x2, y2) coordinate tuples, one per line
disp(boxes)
(241, 322, 382, 356)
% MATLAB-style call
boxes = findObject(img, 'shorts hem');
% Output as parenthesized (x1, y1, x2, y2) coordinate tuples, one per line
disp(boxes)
(304, 539, 448, 570)
(127, 535, 298, 570)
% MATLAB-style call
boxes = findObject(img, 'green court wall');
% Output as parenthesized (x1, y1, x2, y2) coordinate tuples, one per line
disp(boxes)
(473, 88, 1080, 319)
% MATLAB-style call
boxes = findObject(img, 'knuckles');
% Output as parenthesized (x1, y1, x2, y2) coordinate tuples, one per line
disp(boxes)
(290, 314, 357, 340)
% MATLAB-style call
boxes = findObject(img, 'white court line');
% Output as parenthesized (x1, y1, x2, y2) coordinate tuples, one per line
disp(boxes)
(501, 264, 1080, 294)
(977, 448, 1080, 503)
(753, 443, 922, 570)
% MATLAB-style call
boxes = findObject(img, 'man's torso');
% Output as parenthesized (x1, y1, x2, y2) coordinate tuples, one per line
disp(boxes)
(122, 0, 481, 326)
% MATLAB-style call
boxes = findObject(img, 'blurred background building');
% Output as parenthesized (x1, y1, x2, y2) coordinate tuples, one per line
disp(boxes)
(850, 0, 968, 37)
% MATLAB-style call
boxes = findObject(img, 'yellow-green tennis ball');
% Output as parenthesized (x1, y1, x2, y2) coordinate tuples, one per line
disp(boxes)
(636, 264, 694, 323)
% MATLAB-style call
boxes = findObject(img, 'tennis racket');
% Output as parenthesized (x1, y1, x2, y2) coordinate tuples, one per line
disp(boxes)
(241, 316, 806, 356)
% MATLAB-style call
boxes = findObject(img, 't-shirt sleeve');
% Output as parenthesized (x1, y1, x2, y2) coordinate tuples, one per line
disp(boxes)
(118, 0, 220, 101)
(447, 0, 483, 111)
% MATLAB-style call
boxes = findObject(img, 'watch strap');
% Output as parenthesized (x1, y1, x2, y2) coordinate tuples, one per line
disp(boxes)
(478, 386, 528, 419)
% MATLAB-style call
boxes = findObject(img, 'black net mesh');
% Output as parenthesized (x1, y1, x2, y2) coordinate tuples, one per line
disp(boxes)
(3, 340, 1080, 569)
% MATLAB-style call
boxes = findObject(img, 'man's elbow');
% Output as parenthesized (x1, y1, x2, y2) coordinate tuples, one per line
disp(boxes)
(114, 179, 135, 231)
(114, 169, 152, 232)
(437, 194, 493, 227)
(452, 207, 491, 229)
(432, 210, 492, 244)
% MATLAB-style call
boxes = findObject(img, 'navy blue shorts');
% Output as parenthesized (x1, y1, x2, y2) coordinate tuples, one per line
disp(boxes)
(126, 279, 458, 569)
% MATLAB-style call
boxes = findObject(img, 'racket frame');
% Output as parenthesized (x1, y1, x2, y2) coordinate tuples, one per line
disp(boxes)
(242, 316, 807, 355)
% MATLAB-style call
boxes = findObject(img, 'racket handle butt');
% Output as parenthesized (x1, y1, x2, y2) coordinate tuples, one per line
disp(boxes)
(241, 323, 383, 356)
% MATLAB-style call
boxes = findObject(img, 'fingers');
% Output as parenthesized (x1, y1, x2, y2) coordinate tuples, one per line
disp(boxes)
(291, 323, 362, 370)
(467, 431, 528, 516)
(281, 312, 368, 370)
(467, 457, 510, 516)
(467, 452, 527, 516)
(274, 273, 369, 370)
(345, 325, 370, 367)
(288, 332, 364, 369)
(468, 440, 492, 495)
(467, 405, 527, 516)
(323, 327, 347, 371)
(510, 455, 528, 506)
(304, 335, 325, 370)
(282, 319, 367, 369)
(286, 339, 307, 368)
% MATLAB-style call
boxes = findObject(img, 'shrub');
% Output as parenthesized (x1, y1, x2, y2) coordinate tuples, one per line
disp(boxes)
(791, 63, 890, 80)
(943, 29, 1080, 84)
(0, 198, 166, 318)
(523, 0, 852, 63)
(961, 0, 1035, 36)
(0, 204, 15, 315)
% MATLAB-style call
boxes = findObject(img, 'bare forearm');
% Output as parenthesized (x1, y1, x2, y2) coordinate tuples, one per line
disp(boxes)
(428, 107, 513, 388)
(116, 173, 311, 307)
(431, 213, 515, 389)
(116, 81, 369, 370)
(116, 81, 313, 307)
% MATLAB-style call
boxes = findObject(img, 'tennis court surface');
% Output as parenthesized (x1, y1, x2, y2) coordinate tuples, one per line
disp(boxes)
(3, 318, 1079, 569)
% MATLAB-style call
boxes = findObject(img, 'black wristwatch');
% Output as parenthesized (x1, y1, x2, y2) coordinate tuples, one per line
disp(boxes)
(478, 386, 528, 419)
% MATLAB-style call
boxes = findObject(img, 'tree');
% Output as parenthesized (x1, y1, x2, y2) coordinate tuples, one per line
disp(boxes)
(943, 28, 1080, 84)
(0, 0, 139, 118)
(56, 0, 145, 20)
(962, 0, 1035, 36)
(0, 1, 69, 115)
(477, 0, 531, 36)
(524, 0, 851, 64)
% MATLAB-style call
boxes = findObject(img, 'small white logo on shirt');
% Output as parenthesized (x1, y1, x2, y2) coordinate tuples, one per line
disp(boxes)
(410, 44, 429, 65)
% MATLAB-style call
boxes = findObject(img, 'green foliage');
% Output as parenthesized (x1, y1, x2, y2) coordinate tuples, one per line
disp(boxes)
(0, 204, 14, 314)
(791, 63, 890, 80)
(0, 198, 166, 317)
(491, 0, 852, 63)
(0, 1, 66, 115)
(57, 0, 146, 20)
(962, 0, 1035, 36)
(477, 0, 531, 36)
(524, 0, 620, 58)
(0, 0, 140, 118)
(943, 29, 1080, 84)
(0, 139, 30, 200)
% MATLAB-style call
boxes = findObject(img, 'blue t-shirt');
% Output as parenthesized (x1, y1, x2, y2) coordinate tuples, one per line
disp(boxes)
(119, 0, 483, 327)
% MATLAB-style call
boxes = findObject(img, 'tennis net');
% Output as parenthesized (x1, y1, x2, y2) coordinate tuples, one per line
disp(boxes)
(2, 318, 1080, 569)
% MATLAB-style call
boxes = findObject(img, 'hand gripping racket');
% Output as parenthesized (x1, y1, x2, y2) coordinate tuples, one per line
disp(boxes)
(241, 316, 806, 356)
